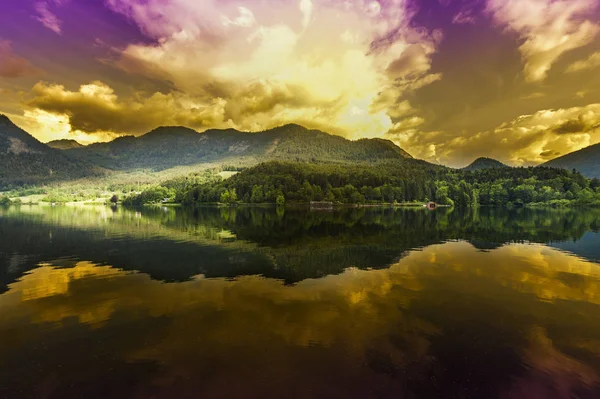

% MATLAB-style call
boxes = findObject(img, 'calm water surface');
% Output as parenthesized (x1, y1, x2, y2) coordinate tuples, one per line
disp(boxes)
(1, 205, 600, 399)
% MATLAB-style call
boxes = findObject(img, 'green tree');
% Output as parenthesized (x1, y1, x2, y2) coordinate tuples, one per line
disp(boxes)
(435, 184, 451, 206)
(220, 188, 238, 204)
(0, 196, 11, 207)
(250, 185, 264, 203)
(276, 194, 286, 207)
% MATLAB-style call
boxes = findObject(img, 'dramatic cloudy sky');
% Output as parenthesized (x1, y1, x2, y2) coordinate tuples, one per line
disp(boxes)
(1, 0, 599, 167)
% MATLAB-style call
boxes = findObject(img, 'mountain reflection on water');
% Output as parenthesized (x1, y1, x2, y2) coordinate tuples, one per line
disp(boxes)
(2, 205, 600, 289)
(1, 205, 600, 398)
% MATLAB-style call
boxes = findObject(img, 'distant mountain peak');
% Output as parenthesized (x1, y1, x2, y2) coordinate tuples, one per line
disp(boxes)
(362, 137, 414, 159)
(47, 139, 84, 150)
(274, 123, 308, 130)
(0, 114, 39, 143)
(0, 114, 14, 126)
(0, 114, 91, 186)
(463, 157, 508, 171)
(258, 123, 310, 136)
(140, 126, 201, 140)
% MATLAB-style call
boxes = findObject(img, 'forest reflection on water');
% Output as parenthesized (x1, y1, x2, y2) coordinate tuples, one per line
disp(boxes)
(1, 205, 600, 398)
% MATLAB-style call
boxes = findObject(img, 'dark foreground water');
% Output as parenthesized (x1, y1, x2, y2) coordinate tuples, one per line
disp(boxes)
(1, 205, 600, 399)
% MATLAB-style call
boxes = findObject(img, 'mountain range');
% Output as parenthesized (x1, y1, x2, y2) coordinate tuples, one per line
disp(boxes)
(63, 124, 412, 171)
(0, 116, 414, 187)
(2, 113, 600, 187)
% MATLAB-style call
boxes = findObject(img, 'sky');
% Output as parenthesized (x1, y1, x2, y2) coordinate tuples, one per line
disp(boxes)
(0, 0, 599, 167)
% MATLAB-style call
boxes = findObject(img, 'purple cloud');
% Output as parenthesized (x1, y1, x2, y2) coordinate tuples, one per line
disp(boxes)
(34, 1, 62, 34)
(0, 40, 37, 78)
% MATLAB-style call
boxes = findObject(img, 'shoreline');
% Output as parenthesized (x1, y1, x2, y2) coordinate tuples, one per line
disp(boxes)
(2, 198, 596, 210)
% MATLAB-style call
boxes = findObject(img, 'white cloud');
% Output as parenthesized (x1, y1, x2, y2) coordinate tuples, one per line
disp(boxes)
(221, 7, 256, 28)
(487, 0, 599, 82)
(299, 0, 313, 30)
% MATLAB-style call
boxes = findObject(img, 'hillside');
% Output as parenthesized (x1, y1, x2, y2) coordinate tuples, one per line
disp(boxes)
(65, 124, 413, 171)
(47, 139, 84, 150)
(462, 157, 508, 171)
(0, 115, 95, 187)
(544, 143, 600, 178)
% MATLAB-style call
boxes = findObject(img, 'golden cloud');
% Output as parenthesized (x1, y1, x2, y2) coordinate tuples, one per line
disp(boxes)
(26, 81, 228, 138)
(567, 51, 600, 73)
(387, 103, 600, 167)
(487, 0, 599, 82)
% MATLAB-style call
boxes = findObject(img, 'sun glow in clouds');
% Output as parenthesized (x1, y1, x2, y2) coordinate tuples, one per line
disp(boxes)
(0, 0, 599, 166)
(73, 0, 442, 139)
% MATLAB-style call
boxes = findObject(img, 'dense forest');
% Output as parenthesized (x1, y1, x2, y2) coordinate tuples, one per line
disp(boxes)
(121, 160, 600, 208)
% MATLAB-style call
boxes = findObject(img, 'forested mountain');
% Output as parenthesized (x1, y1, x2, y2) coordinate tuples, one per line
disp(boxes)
(47, 139, 84, 150)
(5, 111, 598, 211)
(65, 124, 413, 171)
(462, 157, 508, 171)
(0, 115, 94, 188)
(543, 143, 600, 178)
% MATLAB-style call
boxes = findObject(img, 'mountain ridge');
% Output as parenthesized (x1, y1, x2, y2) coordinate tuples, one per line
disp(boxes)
(0, 115, 95, 187)
(543, 143, 600, 178)
(65, 123, 414, 171)
(47, 139, 85, 150)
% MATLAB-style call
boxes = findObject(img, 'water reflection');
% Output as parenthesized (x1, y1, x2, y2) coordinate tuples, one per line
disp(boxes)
(2, 205, 600, 292)
(0, 242, 599, 398)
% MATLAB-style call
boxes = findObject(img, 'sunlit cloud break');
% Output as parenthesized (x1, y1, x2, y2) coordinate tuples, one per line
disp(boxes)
(0, 0, 599, 166)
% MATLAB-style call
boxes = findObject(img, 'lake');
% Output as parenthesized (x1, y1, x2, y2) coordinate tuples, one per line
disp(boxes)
(1, 205, 600, 399)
